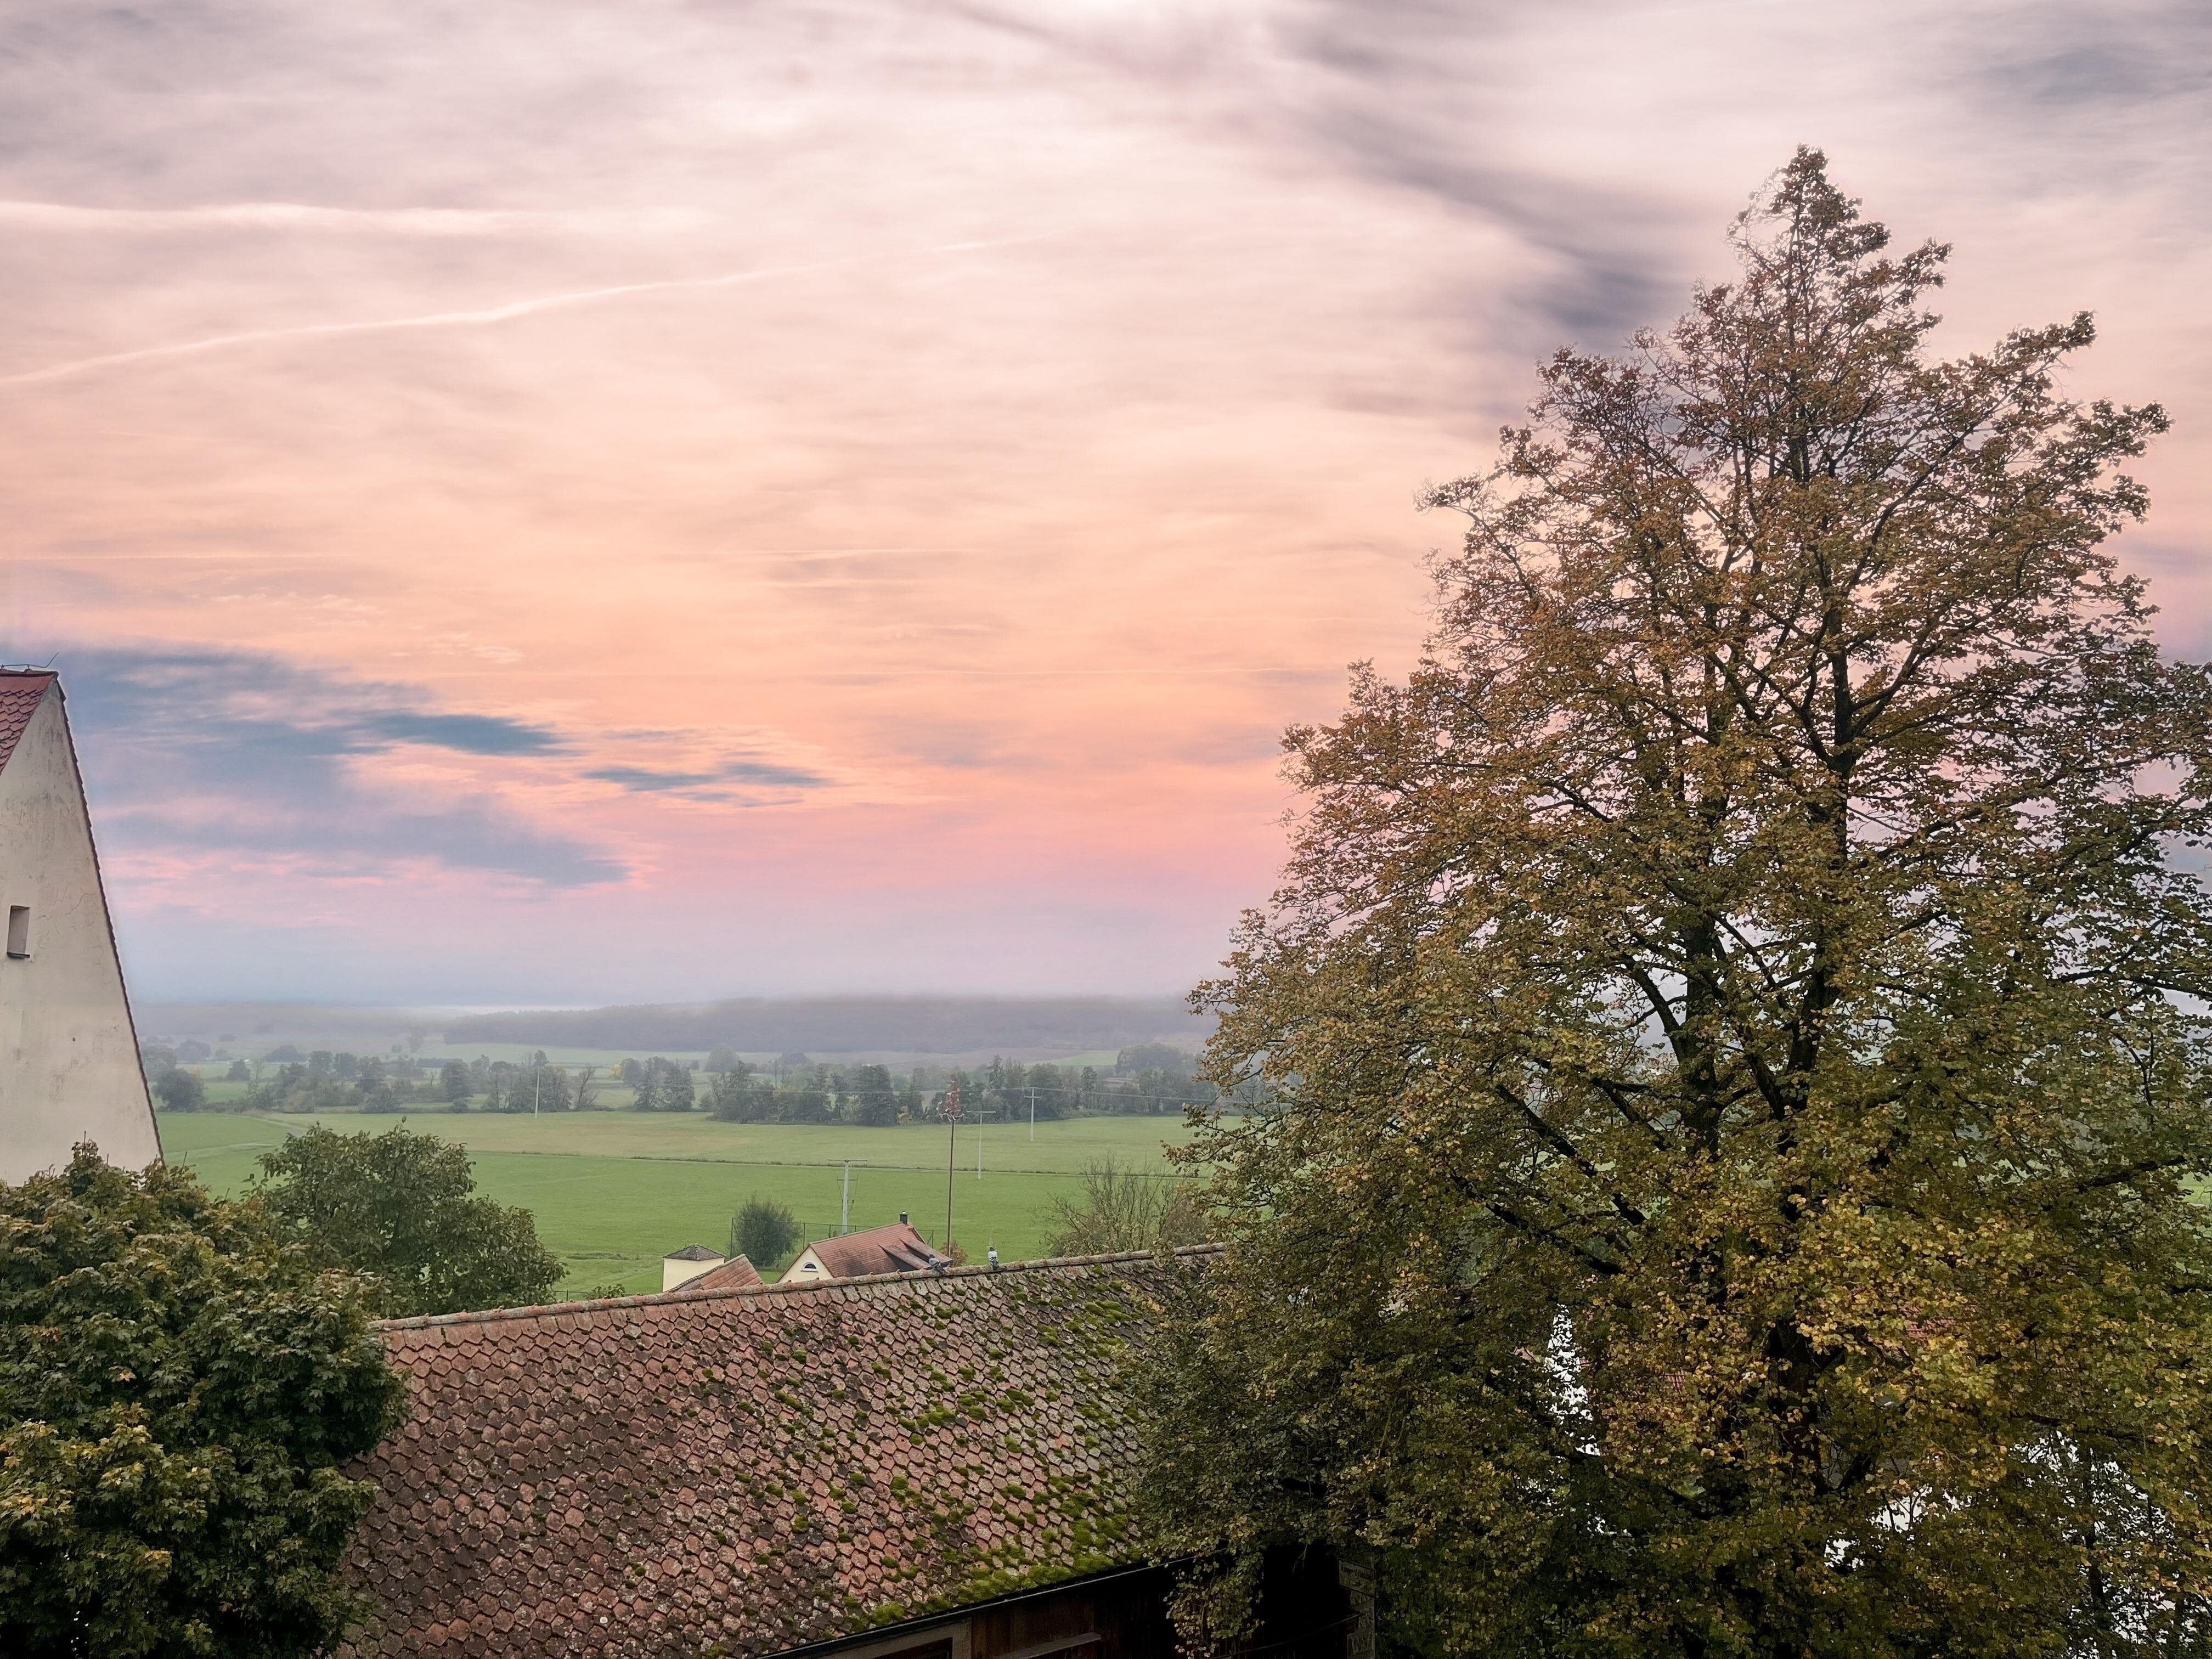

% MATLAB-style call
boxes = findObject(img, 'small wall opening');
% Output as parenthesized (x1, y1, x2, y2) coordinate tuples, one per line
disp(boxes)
(5, 905, 28, 958)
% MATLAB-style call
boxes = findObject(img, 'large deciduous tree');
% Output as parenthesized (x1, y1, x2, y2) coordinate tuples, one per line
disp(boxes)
(0, 1149, 402, 1658)
(253, 1125, 561, 1317)
(1143, 151, 2212, 1657)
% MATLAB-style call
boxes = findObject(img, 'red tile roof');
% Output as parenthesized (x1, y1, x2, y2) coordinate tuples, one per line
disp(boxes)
(681, 1254, 765, 1292)
(340, 1248, 1216, 1658)
(792, 1220, 950, 1280)
(0, 670, 54, 776)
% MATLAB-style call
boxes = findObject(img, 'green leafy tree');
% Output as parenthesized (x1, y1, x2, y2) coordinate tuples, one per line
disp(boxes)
(153, 1068, 205, 1113)
(660, 1059, 695, 1112)
(708, 1062, 761, 1121)
(253, 1126, 561, 1317)
(496, 1053, 563, 1113)
(851, 1063, 898, 1126)
(226, 1059, 251, 1082)
(781, 1081, 832, 1123)
(1023, 1063, 1071, 1120)
(0, 1148, 402, 1658)
(438, 1059, 470, 1105)
(732, 1195, 800, 1270)
(1147, 151, 2212, 1657)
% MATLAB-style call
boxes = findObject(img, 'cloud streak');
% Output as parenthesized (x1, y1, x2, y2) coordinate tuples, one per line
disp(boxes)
(6, 0, 2207, 1002)
(0, 200, 711, 235)
(0, 232, 1066, 388)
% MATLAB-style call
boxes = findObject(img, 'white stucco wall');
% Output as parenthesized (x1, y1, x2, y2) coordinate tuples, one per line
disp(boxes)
(662, 1251, 725, 1293)
(781, 1246, 829, 1284)
(0, 686, 161, 1183)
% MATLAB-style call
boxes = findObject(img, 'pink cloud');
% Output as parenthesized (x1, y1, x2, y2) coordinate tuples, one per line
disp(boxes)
(4, 0, 2205, 1002)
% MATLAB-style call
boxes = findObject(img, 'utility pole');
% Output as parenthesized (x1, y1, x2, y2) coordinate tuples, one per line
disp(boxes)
(944, 1082, 960, 1248)
(1029, 1086, 1036, 1142)
(840, 1160, 850, 1234)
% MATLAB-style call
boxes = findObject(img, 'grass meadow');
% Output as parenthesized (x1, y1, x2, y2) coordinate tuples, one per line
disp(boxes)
(155, 1109, 1198, 1302)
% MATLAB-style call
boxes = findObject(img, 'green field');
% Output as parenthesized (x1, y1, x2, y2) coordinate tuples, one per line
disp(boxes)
(156, 1109, 1197, 1302)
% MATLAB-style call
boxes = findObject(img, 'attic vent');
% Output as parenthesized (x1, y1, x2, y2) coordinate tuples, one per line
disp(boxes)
(5, 906, 26, 959)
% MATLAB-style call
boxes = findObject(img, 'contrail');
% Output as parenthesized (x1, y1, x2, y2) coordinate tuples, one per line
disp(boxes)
(0, 234, 1056, 389)
(0, 200, 710, 236)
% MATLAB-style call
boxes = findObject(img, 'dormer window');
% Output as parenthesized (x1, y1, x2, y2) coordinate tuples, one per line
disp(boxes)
(5, 906, 26, 959)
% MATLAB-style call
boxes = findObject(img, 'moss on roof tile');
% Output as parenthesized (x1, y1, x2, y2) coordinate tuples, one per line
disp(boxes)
(340, 1248, 1218, 1657)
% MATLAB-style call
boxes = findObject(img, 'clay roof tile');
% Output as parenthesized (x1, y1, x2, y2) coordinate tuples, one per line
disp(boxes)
(0, 670, 54, 775)
(341, 1247, 1218, 1657)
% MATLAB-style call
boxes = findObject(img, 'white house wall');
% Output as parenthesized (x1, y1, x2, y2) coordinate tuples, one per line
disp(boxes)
(0, 687, 161, 1182)
(782, 1246, 830, 1283)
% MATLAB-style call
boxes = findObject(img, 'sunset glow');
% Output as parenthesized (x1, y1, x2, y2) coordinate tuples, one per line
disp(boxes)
(6, 1, 2206, 1003)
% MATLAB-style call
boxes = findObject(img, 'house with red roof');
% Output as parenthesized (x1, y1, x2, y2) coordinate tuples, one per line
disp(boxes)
(337, 1247, 1359, 1659)
(782, 1216, 950, 1283)
(0, 668, 161, 1183)
(662, 1242, 767, 1293)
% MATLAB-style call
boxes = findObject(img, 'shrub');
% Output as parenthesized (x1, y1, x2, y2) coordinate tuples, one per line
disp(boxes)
(732, 1195, 800, 1269)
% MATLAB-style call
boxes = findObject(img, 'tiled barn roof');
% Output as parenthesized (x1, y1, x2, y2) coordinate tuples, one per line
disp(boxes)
(0, 670, 54, 775)
(340, 1247, 1216, 1658)
(682, 1254, 765, 1292)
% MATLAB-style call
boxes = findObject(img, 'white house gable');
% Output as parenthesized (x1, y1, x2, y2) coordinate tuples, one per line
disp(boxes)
(0, 670, 161, 1183)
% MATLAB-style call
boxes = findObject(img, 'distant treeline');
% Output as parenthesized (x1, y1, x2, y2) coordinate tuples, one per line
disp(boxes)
(438, 995, 1203, 1056)
(689, 1044, 1233, 1123)
(149, 1038, 1244, 1122)
(148, 1046, 441, 1115)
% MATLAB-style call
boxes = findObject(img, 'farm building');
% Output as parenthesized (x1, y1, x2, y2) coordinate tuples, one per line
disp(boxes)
(338, 1247, 1359, 1658)
(0, 668, 160, 1184)
(783, 1216, 950, 1283)
(662, 1243, 766, 1293)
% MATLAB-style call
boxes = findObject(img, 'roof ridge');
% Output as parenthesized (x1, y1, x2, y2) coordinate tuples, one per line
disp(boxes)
(376, 1241, 1226, 1332)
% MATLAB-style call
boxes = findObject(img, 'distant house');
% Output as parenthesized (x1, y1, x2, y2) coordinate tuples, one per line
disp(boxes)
(663, 1242, 725, 1291)
(340, 1247, 1359, 1658)
(0, 669, 160, 1184)
(662, 1243, 765, 1293)
(684, 1254, 766, 1291)
(782, 1215, 949, 1283)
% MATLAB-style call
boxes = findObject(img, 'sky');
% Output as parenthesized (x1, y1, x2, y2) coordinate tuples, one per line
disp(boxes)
(3, 0, 2209, 1006)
